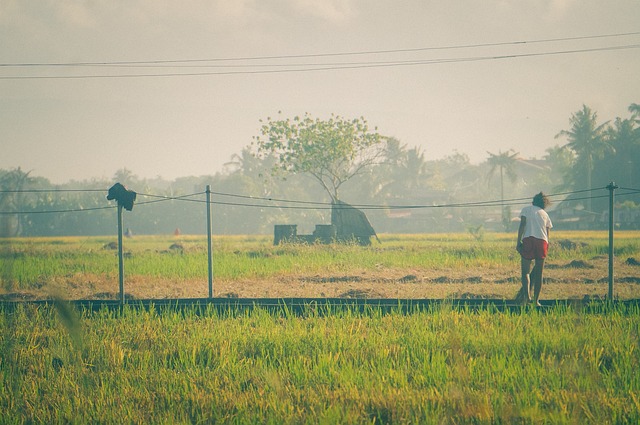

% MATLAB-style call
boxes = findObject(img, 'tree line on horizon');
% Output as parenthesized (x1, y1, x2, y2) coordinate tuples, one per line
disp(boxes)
(1, 103, 638, 237)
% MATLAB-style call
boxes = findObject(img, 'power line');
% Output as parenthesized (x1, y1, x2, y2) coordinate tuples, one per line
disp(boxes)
(0, 190, 203, 214)
(0, 188, 106, 193)
(0, 205, 115, 215)
(2, 31, 639, 68)
(0, 187, 617, 215)
(191, 187, 597, 210)
(1, 43, 638, 80)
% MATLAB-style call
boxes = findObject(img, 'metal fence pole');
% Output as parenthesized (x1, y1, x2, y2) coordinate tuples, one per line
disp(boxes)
(117, 203, 125, 304)
(206, 185, 213, 298)
(607, 182, 618, 300)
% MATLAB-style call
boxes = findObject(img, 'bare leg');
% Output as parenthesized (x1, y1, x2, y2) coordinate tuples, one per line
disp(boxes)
(531, 258, 545, 306)
(520, 258, 533, 304)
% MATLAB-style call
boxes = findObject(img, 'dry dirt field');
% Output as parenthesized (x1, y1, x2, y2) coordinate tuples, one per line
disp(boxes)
(3, 233, 640, 302)
(21, 255, 640, 302)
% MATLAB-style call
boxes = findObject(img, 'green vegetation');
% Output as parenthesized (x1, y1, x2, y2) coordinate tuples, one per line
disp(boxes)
(2, 103, 639, 237)
(1, 232, 639, 296)
(1, 302, 639, 423)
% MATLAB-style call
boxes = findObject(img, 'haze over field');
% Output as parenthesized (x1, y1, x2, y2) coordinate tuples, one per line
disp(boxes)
(1, 1, 639, 183)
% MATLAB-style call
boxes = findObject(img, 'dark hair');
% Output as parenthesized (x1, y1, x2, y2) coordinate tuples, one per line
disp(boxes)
(532, 192, 550, 209)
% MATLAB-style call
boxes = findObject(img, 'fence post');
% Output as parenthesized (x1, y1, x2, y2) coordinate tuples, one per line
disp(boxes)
(206, 185, 213, 298)
(607, 181, 618, 300)
(117, 203, 125, 304)
(106, 183, 136, 304)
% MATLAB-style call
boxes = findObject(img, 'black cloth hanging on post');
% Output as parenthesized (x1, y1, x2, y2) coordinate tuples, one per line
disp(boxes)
(106, 183, 137, 211)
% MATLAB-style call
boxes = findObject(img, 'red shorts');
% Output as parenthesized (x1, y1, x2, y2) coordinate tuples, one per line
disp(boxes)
(520, 237, 548, 260)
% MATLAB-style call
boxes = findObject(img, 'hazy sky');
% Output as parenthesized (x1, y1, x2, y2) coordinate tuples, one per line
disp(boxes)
(1, 1, 639, 184)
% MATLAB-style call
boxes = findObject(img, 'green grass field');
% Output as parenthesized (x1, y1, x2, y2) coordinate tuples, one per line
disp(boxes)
(1, 302, 639, 424)
(1, 231, 639, 300)
(1, 233, 640, 422)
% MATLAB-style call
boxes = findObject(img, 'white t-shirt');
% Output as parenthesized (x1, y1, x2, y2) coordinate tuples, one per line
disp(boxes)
(520, 205, 553, 242)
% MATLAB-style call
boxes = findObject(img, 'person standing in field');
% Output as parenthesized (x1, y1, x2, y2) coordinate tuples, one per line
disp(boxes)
(516, 192, 552, 306)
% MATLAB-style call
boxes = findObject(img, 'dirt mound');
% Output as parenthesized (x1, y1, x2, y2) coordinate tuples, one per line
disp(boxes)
(304, 276, 363, 283)
(454, 292, 505, 300)
(625, 257, 640, 266)
(0, 292, 39, 301)
(102, 241, 118, 250)
(338, 289, 383, 299)
(556, 239, 589, 250)
(565, 260, 594, 269)
(399, 274, 419, 283)
(89, 292, 136, 300)
(615, 277, 640, 284)
(430, 276, 483, 283)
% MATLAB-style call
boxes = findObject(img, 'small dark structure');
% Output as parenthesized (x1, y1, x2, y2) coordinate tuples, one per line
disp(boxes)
(274, 200, 378, 246)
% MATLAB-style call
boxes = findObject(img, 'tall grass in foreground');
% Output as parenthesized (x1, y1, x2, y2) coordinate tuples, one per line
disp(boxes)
(2, 303, 639, 424)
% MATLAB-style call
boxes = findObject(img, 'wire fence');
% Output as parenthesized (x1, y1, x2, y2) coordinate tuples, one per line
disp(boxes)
(1, 183, 638, 302)
(1, 185, 639, 215)
(1, 183, 639, 238)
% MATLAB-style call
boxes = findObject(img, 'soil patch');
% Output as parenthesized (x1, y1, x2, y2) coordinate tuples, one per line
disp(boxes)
(399, 274, 419, 283)
(454, 292, 507, 300)
(615, 277, 640, 284)
(625, 257, 640, 266)
(566, 260, 594, 269)
(429, 276, 484, 284)
(303, 276, 364, 283)
(0, 292, 39, 301)
(556, 239, 589, 250)
(89, 292, 136, 301)
(3, 260, 640, 301)
(548, 260, 594, 269)
(338, 288, 384, 299)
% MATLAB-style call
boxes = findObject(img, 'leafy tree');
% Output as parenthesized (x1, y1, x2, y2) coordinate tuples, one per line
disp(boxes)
(253, 113, 387, 202)
(555, 105, 611, 211)
(0, 167, 34, 236)
(544, 145, 576, 191)
(629, 103, 640, 121)
(486, 149, 519, 230)
(113, 168, 139, 187)
(603, 116, 639, 187)
(224, 147, 273, 181)
(402, 147, 429, 191)
(623, 103, 640, 184)
(373, 139, 428, 197)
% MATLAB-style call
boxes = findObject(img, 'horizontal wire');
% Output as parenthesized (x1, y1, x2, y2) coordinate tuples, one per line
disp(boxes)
(3, 31, 639, 68)
(0, 188, 106, 193)
(0, 191, 201, 214)
(205, 187, 594, 208)
(2, 44, 638, 80)
(205, 188, 633, 211)
(1, 186, 635, 215)
(0, 205, 115, 215)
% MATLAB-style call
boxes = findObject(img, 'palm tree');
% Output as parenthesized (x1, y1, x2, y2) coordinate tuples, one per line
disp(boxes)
(544, 145, 575, 191)
(113, 168, 138, 187)
(486, 149, 519, 230)
(555, 105, 611, 211)
(606, 115, 640, 187)
(404, 147, 428, 191)
(224, 147, 268, 178)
